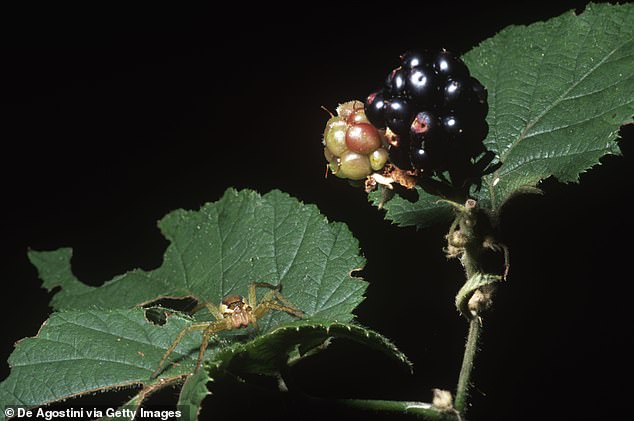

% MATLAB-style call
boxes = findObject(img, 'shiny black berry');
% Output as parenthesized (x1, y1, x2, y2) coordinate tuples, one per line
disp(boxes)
(384, 98, 412, 136)
(385, 68, 407, 96)
(440, 114, 463, 138)
(401, 50, 429, 69)
(432, 50, 470, 80)
(442, 78, 469, 109)
(364, 91, 386, 128)
(409, 146, 433, 171)
(410, 133, 447, 172)
(406, 67, 439, 106)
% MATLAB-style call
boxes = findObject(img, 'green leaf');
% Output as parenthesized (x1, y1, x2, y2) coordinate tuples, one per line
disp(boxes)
(0, 309, 202, 413)
(367, 186, 453, 229)
(463, 3, 634, 209)
(455, 273, 502, 319)
(0, 310, 409, 420)
(29, 189, 367, 326)
(215, 319, 412, 376)
(4, 189, 407, 419)
(178, 370, 211, 421)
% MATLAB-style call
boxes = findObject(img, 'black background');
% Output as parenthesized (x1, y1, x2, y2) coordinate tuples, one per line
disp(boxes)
(1, 2, 632, 420)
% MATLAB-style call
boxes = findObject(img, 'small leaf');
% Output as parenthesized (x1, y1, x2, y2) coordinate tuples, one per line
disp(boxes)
(29, 189, 367, 326)
(178, 370, 211, 421)
(455, 273, 502, 319)
(367, 186, 453, 229)
(464, 3, 634, 209)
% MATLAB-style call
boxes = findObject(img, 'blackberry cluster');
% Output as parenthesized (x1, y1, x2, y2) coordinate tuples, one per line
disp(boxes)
(323, 100, 389, 180)
(365, 50, 488, 173)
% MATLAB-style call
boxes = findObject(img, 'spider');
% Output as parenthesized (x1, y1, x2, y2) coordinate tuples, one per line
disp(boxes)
(151, 282, 304, 378)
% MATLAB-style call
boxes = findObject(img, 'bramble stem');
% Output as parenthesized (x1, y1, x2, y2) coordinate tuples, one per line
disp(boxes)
(302, 397, 460, 420)
(455, 318, 481, 413)
(447, 199, 502, 417)
(226, 372, 461, 420)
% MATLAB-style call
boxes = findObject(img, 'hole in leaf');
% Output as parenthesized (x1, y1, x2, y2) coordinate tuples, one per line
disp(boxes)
(143, 296, 199, 313)
(144, 307, 168, 326)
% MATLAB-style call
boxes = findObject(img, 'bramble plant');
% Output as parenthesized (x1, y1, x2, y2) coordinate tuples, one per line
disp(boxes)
(1, 4, 633, 421)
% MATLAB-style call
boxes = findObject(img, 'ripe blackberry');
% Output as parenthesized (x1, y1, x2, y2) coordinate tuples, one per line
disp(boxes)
(363, 49, 489, 175)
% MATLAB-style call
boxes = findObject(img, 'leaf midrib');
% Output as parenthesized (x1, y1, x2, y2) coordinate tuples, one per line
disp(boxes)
(487, 30, 632, 207)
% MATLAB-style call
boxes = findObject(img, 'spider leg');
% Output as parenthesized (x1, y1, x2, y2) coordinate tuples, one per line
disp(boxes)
(258, 288, 279, 308)
(195, 319, 231, 371)
(204, 302, 224, 321)
(247, 282, 304, 328)
(246, 283, 279, 330)
(188, 300, 224, 321)
(253, 301, 304, 320)
(250, 282, 302, 314)
(151, 319, 228, 378)
(247, 282, 280, 308)
(265, 290, 305, 317)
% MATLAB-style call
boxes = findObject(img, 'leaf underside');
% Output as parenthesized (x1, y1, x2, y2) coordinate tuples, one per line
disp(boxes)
(178, 369, 211, 421)
(371, 3, 634, 228)
(367, 186, 454, 229)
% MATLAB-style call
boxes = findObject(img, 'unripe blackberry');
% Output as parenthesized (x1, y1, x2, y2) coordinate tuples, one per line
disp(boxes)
(322, 100, 389, 181)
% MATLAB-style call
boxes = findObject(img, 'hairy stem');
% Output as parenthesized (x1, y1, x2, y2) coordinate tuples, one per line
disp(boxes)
(447, 199, 503, 417)
(455, 318, 481, 413)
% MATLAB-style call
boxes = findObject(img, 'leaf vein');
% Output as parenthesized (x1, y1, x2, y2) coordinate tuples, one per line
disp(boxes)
(505, 35, 630, 159)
